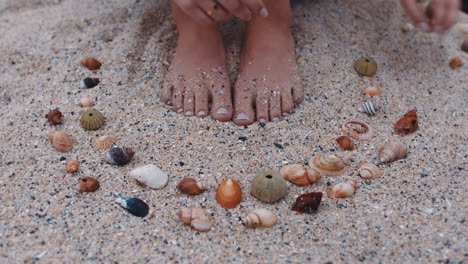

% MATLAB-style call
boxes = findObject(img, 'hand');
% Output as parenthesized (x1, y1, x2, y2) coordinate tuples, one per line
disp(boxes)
(400, 0, 461, 33)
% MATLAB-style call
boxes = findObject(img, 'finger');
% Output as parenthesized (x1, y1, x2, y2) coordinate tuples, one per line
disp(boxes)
(192, 7, 216, 24)
(241, 0, 268, 17)
(216, 0, 252, 20)
(400, 0, 430, 31)
(198, 0, 230, 22)
(432, 0, 448, 33)
(443, 0, 460, 30)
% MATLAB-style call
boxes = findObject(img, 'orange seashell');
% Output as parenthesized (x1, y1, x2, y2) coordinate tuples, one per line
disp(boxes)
(215, 179, 242, 208)
(78, 177, 100, 192)
(336, 136, 355, 150)
(92, 135, 117, 150)
(48, 130, 73, 152)
(45, 109, 63, 125)
(177, 178, 206, 195)
(449, 57, 462, 69)
(66, 160, 80, 173)
(362, 86, 381, 96)
(342, 121, 374, 141)
(80, 58, 102, 71)
(280, 164, 321, 186)
(177, 207, 212, 232)
(394, 110, 418, 135)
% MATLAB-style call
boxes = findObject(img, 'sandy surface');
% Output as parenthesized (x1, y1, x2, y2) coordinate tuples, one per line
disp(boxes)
(0, 0, 467, 263)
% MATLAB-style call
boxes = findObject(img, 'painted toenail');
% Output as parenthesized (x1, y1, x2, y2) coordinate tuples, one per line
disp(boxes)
(272, 117, 280, 122)
(198, 111, 206, 117)
(236, 113, 249, 120)
(177, 108, 183, 113)
(216, 107, 229, 115)
(282, 113, 289, 117)
(259, 8, 269, 18)
(185, 111, 193, 116)
(259, 119, 266, 123)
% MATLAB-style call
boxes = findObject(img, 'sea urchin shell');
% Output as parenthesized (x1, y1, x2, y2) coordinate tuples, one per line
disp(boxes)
(251, 170, 288, 203)
(354, 57, 378, 76)
(80, 109, 105, 130)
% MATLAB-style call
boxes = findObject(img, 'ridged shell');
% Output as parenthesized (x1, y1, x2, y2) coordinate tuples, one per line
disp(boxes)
(378, 140, 408, 163)
(80, 109, 105, 130)
(354, 57, 378, 76)
(251, 170, 288, 203)
(80, 77, 100, 89)
(336, 136, 355, 150)
(92, 135, 117, 150)
(66, 160, 80, 173)
(359, 163, 382, 179)
(104, 147, 135, 166)
(78, 177, 100, 193)
(280, 164, 321, 186)
(115, 197, 149, 217)
(216, 179, 242, 208)
(449, 57, 462, 69)
(177, 178, 206, 195)
(358, 102, 378, 115)
(394, 110, 418, 135)
(342, 120, 374, 141)
(362, 86, 381, 96)
(462, 39, 468, 53)
(48, 130, 73, 153)
(77, 97, 94, 107)
(330, 180, 357, 198)
(80, 58, 102, 71)
(177, 207, 212, 232)
(45, 109, 63, 125)
(242, 209, 277, 227)
(309, 154, 345, 176)
(292, 192, 322, 213)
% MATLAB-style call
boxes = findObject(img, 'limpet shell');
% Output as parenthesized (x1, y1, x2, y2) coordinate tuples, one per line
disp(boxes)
(280, 164, 321, 186)
(66, 160, 80, 173)
(80, 58, 102, 71)
(78, 177, 100, 193)
(342, 120, 374, 141)
(250, 170, 288, 203)
(80, 109, 105, 130)
(291, 192, 323, 214)
(309, 154, 345, 176)
(216, 179, 242, 208)
(358, 102, 378, 115)
(354, 57, 378, 76)
(362, 86, 381, 96)
(92, 135, 117, 150)
(115, 196, 149, 217)
(48, 130, 73, 153)
(242, 208, 277, 227)
(80, 77, 100, 89)
(130, 164, 168, 190)
(358, 163, 382, 179)
(330, 180, 357, 198)
(77, 97, 94, 107)
(45, 109, 63, 125)
(177, 207, 212, 232)
(378, 139, 408, 163)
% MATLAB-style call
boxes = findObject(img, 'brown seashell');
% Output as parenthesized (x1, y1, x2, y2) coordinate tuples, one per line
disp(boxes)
(449, 57, 462, 69)
(394, 110, 418, 135)
(177, 207, 212, 232)
(177, 178, 206, 195)
(330, 180, 357, 198)
(358, 163, 382, 179)
(77, 97, 94, 107)
(291, 192, 323, 213)
(215, 179, 242, 208)
(45, 109, 63, 125)
(342, 120, 374, 141)
(336, 136, 355, 150)
(80, 58, 102, 71)
(78, 177, 100, 192)
(378, 139, 408, 163)
(92, 136, 117, 150)
(48, 130, 73, 153)
(362, 86, 381, 96)
(66, 160, 80, 173)
(242, 209, 277, 227)
(309, 154, 345, 176)
(280, 164, 321, 186)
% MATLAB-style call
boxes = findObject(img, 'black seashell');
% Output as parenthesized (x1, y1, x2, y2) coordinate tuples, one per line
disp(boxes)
(80, 77, 100, 89)
(291, 192, 323, 214)
(115, 196, 149, 217)
(105, 147, 135, 166)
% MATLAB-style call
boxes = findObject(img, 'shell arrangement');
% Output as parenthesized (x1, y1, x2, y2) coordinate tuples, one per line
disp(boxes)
(80, 109, 105, 130)
(177, 207, 212, 232)
(280, 164, 321, 186)
(242, 209, 277, 227)
(130, 164, 168, 190)
(78, 177, 100, 193)
(358, 163, 382, 179)
(291, 192, 323, 214)
(354, 57, 378, 76)
(342, 120, 374, 141)
(45, 109, 63, 125)
(177, 178, 206, 195)
(336, 136, 355, 151)
(250, 170, 288, 203)
(92, 135, 117, 150)
(216, 179, 242, 208)
(358, 102, 378, 116)
(66, 160, 80, 173)
(48, 130, 73, 153)
(80, 57, 102, 71)
(394, 110, 418, 136)
(362, 86, 381, 96)
(115, 196, 149, 217)
(379, 140, 408, 163)
(330, 180, 357, 198)
(80, 77, 100, 89)
(105, 147, 135, 166)
(309, 154, 345, 176)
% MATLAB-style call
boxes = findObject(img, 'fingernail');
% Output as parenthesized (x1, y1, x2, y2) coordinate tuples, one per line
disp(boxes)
(259, 118, 266, 123)
(185, 111, 193, 116)
(434, 25, 445, 34)
(177, 108, 183, 113)
(259, 8, 268, 18)
(198, 111, 206, 117)
(236, 113, 249, 120)
(417, 22, 430, 32)
(272, 117, 280, 122)
(216, 107, 229, 115)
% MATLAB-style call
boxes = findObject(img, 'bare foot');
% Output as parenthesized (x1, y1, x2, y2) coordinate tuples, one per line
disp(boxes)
(162, 4, 233, 121)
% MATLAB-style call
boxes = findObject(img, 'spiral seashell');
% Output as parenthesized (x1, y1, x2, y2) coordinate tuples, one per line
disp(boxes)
(336, 136, 355, 150)
(77, 97, 94, 107)
(130, 164, 168, 190)
(309, 154, 345, 176)
(80, 109, 105, 130)
(216, 179, 242, 208)
(177, 178, 206, 195)
(354, 57, 378, 76)
(358, 102, 378, 115)
(105, 147, 135, 166)
(358, 163, 382, 179)
(279, 164, 321, 186)
(115, 196, 149, 217)
(449, 57, 462, 69)
(242, 209, 277, 227)
(66, 160, 80, 173)
(462, 39, 468, 53)
(342, 120, 374, 141)
(292, 192, 323, 213)
(251, 170, 288, 203)
(378, 140, 408, 163)
(80, 57, 102, 71)
(78, 177, 100, 193)
(394, 110, 418, 135)
(401, 23, 415, 33)
(80, 77, 100, 89)
(48, 130, 73, 153)
(362, 86, 381, 96)
(92, 135, 117, 150)
(330, 180, 357, 198)
(45, 109, 63, 125)
(177, 207, 212, 232)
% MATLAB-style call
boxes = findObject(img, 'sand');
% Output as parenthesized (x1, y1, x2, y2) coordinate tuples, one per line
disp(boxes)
(0, 0, 467, 263)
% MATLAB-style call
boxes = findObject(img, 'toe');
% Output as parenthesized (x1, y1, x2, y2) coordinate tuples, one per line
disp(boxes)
(233, 80, 255, 125)
(172, 77, 185, 113)
(281, 88, 294, 116)
(269, 90, 282, 122)
(292, 75, 304, 105)
(162, 73, 174, 105)
(210, 75, 233, 122)
(195, 84, 209, 118)
(183, 87, 195, 116)
(255, 96, 269, 124)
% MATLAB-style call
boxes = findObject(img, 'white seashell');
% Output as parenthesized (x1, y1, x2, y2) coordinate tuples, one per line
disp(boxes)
(77, 97, 94, 107)
(242, 208, 277, 227)
(177, 207, 212, 232)
(358, 102, 378, 115)
(378, 140, 408, 163)
(401, 23, 415, 33)
(130, 164, 168, 189)
(455, 23, 468, 35)
(330, 180, 357, 198)
(359, 163, 382, 179)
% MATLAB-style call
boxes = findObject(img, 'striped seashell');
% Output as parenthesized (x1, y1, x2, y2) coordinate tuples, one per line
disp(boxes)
(92, 135, 117, 150)
(358, 102, 378, 115)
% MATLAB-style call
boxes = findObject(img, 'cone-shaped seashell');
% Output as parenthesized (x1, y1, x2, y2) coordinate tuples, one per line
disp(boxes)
(130, 164, 168, 190)
(354, 57, 378, 76)
(78, 177, 100, 193)
(362, 86, 382, 96)
(80, 109, 105, 130)
(177, 178, 206, 195)
(92, 135, 117, 150)
(242, 208, 277, 227)
(449, 57, 462, 69)
(359, 163, 382, 179)
(291, 192, 323, 213)
(45, 109, 63, 125)
(358, 102, 378, 115)
(330, 180, 357, 198)
(80, 77, 100, 89)
(462, 39, 468, 53)
(401, 23, 415, 33)
(309, 154, 345, 176)
(216, 179, 242, 208)
(280, 164, 321, 186)
(80, 58, 102, 71)
(336, 136, 355, 150)
(378, 140, 408, 163)
(342, 120, 374, 141)
(77, 97, 94, 107)
(48, 130, 73, 153)
(394, 110, 418, 135)
(105, 147, 135, 166)
(177, 207, 212, 232)
(66, 160, 80, 173)
(251, 170, 288, 203)
(115, 196, 149, 217)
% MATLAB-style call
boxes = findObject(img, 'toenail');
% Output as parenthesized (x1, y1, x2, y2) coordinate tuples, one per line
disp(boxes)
(198, 111, 206, 117)
(216, 107, 229, 115)
(177, 108, 183, 113)
(259, 119, 266, 123)
(236, 113, 249, 120)
(282, 113, 289, 117)
(272, 117, 280, 122)
(167, 101, 172, 105)
(185, 111, 193, 116)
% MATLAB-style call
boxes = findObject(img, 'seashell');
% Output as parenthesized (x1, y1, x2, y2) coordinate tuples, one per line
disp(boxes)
(330, 180, 357, 198)
(216, 179, 242, 208)
(362, 86, 381, 96)
(242, 208, 277, 227)
(177, 207, 212, 232)
(456, 23, 468, 35)
(354, 57, 378, 76)
(309, 154, 345, 176)
(66, 160, 80, 173)
(250, 170, 288, 203)
(291, 192, 323, 213)
(92, 135, 117, 150)
(449, 57, 462, 69)
(279, 164, 321, 186)
(130, 164, 168, 189)
(336, 136, 355, 150)
(394, 110, 418, 135)
(401, 23, 415, 33)
(80, 77, 100, 89)
(45, 109, 63, 125)
(342, 120, 374, 141)
(177, 178, 206, 195)
(80, 109, 105, 130)
(359, 163, 382, 179)
(105, 147, 135, 166)
(78, 177, 100, 193)
(378, 139, 408, 163)
(80, 58, 102, 71)
(462, 39, 468, 53)
(77, 97, 94, 107)
(48, 130, 73, 152)
(358, 102, 378, 115)
(115, 196, 149, 217)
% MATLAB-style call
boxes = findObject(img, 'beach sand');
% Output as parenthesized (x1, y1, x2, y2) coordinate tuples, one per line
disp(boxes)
(0, 0, 467, 262)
